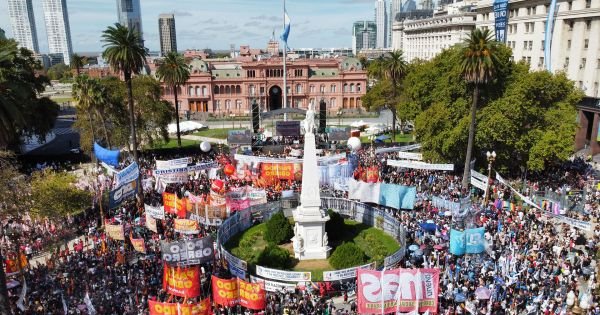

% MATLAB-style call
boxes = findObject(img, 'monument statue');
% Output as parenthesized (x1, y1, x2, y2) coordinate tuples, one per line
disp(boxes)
(303, 103, 316, 134)
(323, 233, 328, 247)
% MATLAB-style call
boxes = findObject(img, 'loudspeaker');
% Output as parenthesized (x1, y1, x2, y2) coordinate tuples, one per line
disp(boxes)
(319, 99, 327, 134)
(251, 99, 260, 133)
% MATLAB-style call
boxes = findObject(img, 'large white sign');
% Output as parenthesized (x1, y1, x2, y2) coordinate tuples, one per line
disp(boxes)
(384, 247, 406, 268)
(375, 144, 422, 154)
(470, 176, 487, 191)
(115, 162, 139, 186)
(220, 246, 247, 271)
(323, 262, 375, 281)
(256, 265, 311, 282)
(387, 160, 454, 171)
(397, 152, 423, 161)
(234, 153, 346, 164)
(155, 157, 191, 170)
(250, 276, 297, 293)
(144, 204, 165, 220)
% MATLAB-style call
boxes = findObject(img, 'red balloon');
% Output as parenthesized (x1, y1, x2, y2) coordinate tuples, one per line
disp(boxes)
(223, 164, 235, 176)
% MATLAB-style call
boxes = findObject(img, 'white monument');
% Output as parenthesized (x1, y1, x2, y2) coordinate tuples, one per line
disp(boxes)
(292, 104, 331, 260)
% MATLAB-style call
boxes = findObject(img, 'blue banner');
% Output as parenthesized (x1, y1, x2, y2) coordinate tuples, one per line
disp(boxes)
(379, 184, 417, 210)
(465, 227, 485, 254)
(93, 142, 120, 167)
(449, 229, 466, 256)
(493, 0, 509, 42)
(109, 179, 138, 209)
(116, 162, 139, 186)
(544, 0, 558, 71)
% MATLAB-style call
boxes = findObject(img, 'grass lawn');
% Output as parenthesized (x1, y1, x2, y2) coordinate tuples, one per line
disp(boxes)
(225, 219, 399, 280)
(360, 132, 415, 144)
(51, 97, 73, 104)
(149, 138, 199, 149)
(192, 128, 230, 139)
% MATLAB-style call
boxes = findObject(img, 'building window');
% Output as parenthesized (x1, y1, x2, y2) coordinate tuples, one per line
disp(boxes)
(586, 0, 591, 8)
(259, 86, 265, 94)
(247, 70, 256, 78)
(586, 20, 592, 30)
(225, 86, 231, 94)
(294, 69, 303, 77)
(196, 86, 200, 96)
(581, 58, 587, 69)
(296, 84, 302, 93)
(310, 85, 315, 93)
(350, 84, 355, 92)
(567, 40, 571, 49)
(567, 21, 574, 31)
(215, 100, 221, 110)
(528, 41, 533, 50)
(594, 82, 599, 96)
(330, 98, 336, 108)
(585, 39, 589, 49)
(523, 41, 528, 50)
(236, 99, 242, 110)
(189, 86, 194, 96)
(331, 84, 336, 93)
(539, 57, 544, 67)
(568, 1, 572, 10)
(526, 57, 531, 64)
(343, 83, 348, 92)
(564, 57, 570, 68)
(225, 100, 231, 110)
(320, 85, 325, 93)
(236, 85, 241, 94)
(214, 86, 219, 94)
(357, 84, 362, 92)
(249, 85, 255, 96)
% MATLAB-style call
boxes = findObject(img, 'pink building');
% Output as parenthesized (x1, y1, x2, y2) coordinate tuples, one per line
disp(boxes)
(152, 49, 367, 116)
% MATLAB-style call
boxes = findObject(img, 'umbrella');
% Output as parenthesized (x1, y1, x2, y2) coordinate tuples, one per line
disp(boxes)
(475, 287, 491, 300)
(413, 249, 423, 256)
(433, 244, 445, 250)
(419, 223, 437, 232)
(454, 292, 466, 302)
(409, 244, 419, 251)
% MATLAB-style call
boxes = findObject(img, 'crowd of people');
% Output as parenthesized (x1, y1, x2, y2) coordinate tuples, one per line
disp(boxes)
(5, 142, 600, 314)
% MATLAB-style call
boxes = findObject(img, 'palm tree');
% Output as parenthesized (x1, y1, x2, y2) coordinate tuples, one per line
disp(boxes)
(72, 75, 97, 143)
(460, 28, 500, 189)
(155, 51, 190, 147)
(70, 53, 87, 76)
(101, 23, 147, 202)
(371, 51, 407, 140)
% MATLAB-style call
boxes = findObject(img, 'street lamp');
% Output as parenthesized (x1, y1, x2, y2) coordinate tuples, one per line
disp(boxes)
(484, 151, 496, 205)
(336, 110, 343, 126)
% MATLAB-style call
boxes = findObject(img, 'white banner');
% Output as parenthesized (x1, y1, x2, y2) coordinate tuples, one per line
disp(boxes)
(375, 144, 422, 154)
(384, 247, 406, 268)
(256, 265, 311, 282)
(220, 246, 248, 271)
(153, 162, 217, 176)
(397, 152, 423, 161)
(250, 276, 297, 293)
(323, 262, 375, 281)
(144, 204, 165, 220)
(471, 169, 488, 182)
(387, 160, 454, 171)
(155, 157, 191, 170)
(348, 179, 381, 204)
(84, 292, 96, 315)
(115, 162, 139, 186)
(234, 153, 346, 165)
(554, 215, 592, 231)
(470, 176, 487, 191)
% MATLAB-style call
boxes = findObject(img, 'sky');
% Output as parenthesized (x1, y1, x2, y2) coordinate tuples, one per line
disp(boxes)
(0, 0, 379, 54)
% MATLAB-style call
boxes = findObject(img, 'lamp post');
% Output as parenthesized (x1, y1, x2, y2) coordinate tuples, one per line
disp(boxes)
(337, 110, 343, 126)
(484, 151, 496, 205)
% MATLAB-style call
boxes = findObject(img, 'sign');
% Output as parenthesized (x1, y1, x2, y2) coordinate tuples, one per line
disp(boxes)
(449, 229, 466, 256)
(328, 126, 351, 141)
(162, 192, 187, 218)
(493, 0, 509, 42)
(357, 268, 440, 314)
(115, 162, 139, 186)
(146, 213, 158, 233)
(154, 168, 189, 184)
(161, 237, 215, 266)
(145, 204, 165, 220)
(130, 237, 146, 254)
(221, 247, 248, 271)
(163, 265, 201, 298)
(174, 219, 199, 234)
(149, 299, 210, 315)
(397, 152, 423, 161)
(384, 247, 406, 268)
(109, 179, 138, 209)
(105, 224, 125, 241)
(276, 121, 300, 137)
(323, 263, 375, 282)
(387, 160, 454, 171)
(227, 130, 252, 145)
(260, 163, 298, 180)
(212, 276, 239, 307)
(250, 276, 296, 293)
(156, 157, 191, 170)
(238, 278, 266, 310)
(256, 265, 311, 282)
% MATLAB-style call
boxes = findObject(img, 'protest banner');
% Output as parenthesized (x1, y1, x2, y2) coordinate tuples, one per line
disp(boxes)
(163, 265, 201, 298)
(105, 224, 125, 241)
(465, 227, 485, 254)
(450, 229, 466, 256)
(212, 276, 239, 307)
(109, 179, 138, 209)
(260, 163, 298, 180)
(397, 151, 423, 161)
(357, 268, 440, 314)
(384, 247, 406, 268)
(161, 237, 215, 266)
(148, 299, 210, 315)
(115, 162, 139, 186)
(174, 219, 199, 234)
(323, 263, 375, 282)
(162, 192, 187, 218)
(144, 204, 165, 220)
(221, 246, 248, 271)
(250, 276, 296, 293)
(130, 237, 146, 254)
(145, 213, 158, 233)
(256, 265, 311, 282)
(387, 159, 454, 171)
(155, 157, 191, 170)
(238, 279, 266, 310)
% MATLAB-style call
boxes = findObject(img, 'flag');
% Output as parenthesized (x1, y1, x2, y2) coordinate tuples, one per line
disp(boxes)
(280, 10, 291, 43)
(84, 292, 96, 315)
(62, 294, 68, 315)
(16, 280, 26, 311)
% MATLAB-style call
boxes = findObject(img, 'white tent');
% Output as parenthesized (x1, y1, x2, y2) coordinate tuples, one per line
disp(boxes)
(350, 120, 367, 127)
(168, 121, 205, 134)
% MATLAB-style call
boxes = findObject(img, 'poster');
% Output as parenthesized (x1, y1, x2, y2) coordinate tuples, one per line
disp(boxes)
(256, 265, 311, 282)
(250, 276, 296, 293)
(163, 265, 201, 298)
(105, 224, 125, 241)
(148, 299, 210, 315)
(357, 268, 439, 314)
(115, 162, 139, 186)
(130, 237, 146, 254)
(238, 279, 266, 310)
(387, 160, 454, 171)
(109, 179, 138, 209)
(146, 213, 158, 233)
(162, 192, 187, 218)
(493, 0, 509, 42)
(260, 163, 299, 181)
(465, 227, 485, 254)
(449, 229, 466, 256)
(384, 247, 406, 268)
(161, 237, 215, 266)
(323, 263, 375, 282)
(155, 157, 191, 170)
(174, 219, 200, 234)
(212, 276, 239, 307)
(327, 126, 351, 141)
(145, 204, 165, 220)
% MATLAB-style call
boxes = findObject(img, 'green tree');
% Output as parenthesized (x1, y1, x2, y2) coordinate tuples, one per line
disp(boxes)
(264, 211, 294, 245)
(131, 75, 174, 147)
(102, 23, 147, 204)
(29, 170, 92, 217)
(459, 28, 501, 188)
(73, 75, 112, 149)
(0, 39, 59, 150)
(325, 210, 344, 242)
(70, 53, 87, 76)
(329, 242, 366, 269)
(156, 52, 190, 147)
(46, 63, 72, 81)
(257, 244, 293, 269)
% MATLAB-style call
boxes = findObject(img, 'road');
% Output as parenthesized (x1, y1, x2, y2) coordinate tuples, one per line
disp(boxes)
(25, 107, 80, 156)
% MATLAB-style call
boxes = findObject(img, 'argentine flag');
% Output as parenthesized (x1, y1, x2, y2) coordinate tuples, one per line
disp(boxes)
(280, 10, 291, 43)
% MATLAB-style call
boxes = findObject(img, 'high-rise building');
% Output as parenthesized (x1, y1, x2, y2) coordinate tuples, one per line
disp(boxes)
(7, 0, 39, 52)
(375, 0, 388, 48)
(0, 28, 6, 40)
(389, 0, 402, 48)
(158, 14, 177, 56)
(117, 0, 144, 45)
(401, 0, 417, 12)
(42, 0, 73, 65)
(352, 21, 377, 55)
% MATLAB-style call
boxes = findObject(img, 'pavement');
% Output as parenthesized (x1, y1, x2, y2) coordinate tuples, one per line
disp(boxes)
(25, 108, 80, 156)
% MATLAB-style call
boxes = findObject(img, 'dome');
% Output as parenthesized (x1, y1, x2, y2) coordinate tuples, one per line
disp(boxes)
(341, 57, 363, 71)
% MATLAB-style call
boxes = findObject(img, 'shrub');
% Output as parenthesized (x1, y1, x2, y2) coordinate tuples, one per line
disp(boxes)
(264, 211, 294, 244)
(325, 209, 345, 241)
(329, 242, 367, 269)
(257, 244, 293, 269)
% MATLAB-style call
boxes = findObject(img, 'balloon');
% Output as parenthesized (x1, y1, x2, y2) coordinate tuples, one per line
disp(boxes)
(200, 141, 211, 152)
(223, 164, 235, 176)
(347, 137, 361, 151)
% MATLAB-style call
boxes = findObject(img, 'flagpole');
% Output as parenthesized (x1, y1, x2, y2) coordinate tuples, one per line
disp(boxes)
(282, 0, 288, 121)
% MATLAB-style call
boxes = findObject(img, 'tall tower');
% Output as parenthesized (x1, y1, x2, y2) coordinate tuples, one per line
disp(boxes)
(42, 0, 73, 65)
(352, 21, 377, 55)
(158, 14, 177, 56)
(117, 0, 143, 45)
(375, 0, 388, 48)
(7, 0, 39, 53)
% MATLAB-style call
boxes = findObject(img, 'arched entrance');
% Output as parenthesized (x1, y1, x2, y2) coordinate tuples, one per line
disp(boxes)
(268, 85, 282, 111)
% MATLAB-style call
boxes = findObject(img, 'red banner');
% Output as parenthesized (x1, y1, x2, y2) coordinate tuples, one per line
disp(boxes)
(238, 279, 266, 310)
(148, 299, 210, 315)
(260, 163, 297, 180)
(366, 166, 379, 183)
(357, 268, 439, 314)
(211, 179, 225, 193)
(163, 192, 187, 218)
(163, 265, 201, 298)
(130, 237, 146, 254)
(212, 276, 239, 307)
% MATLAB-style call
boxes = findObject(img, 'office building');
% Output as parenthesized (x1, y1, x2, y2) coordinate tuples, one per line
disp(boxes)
(401, 0, 417, 12)
(375, 0, 388, 48)
(159, 14, 177, 56)
(117, 0, 143, 45)
(352, 20, 377, 55)
(0, 28, 6, 40)
(42, 0, 73, 65)
(7, 0, 39, 52)
(389, 0, 403, 48)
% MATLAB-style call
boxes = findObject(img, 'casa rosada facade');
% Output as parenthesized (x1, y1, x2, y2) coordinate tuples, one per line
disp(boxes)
(151, 56, 368, 115)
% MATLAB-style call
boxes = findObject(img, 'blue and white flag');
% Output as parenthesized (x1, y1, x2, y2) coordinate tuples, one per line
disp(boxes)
(280, 11, 291, 43)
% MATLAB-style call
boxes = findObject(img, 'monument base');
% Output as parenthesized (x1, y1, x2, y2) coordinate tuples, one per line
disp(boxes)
(292, 205, 331, 260)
